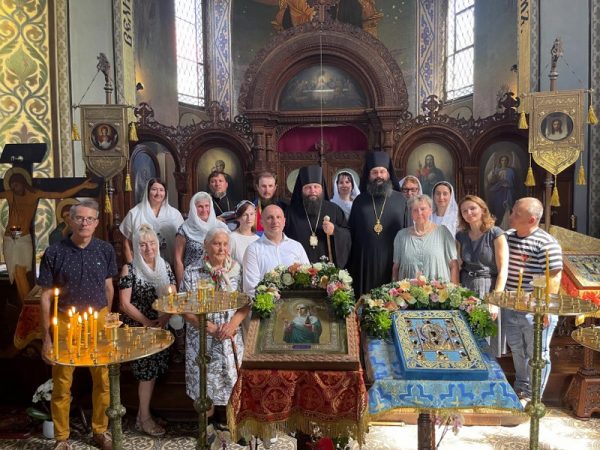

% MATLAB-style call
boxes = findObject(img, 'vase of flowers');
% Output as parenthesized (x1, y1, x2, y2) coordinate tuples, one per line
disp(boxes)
(360, 276, 497, 340)
(27, 379, 53, 438)
(252, 262, 355, 319)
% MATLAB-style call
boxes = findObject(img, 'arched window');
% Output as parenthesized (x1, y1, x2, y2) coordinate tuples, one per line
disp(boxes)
(445, 0, 475, 100)
(175, 0, 205, 107)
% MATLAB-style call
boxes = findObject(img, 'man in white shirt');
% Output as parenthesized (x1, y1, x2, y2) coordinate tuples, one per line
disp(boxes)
(243, 204, 309, 296)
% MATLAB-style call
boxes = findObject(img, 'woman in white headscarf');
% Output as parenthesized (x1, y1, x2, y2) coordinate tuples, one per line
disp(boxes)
(174, 191, 229, 287)
(119, 224, 176, 436)
(331, 170, 360, 219)
(431, 181, 459, 236)
(120, 178, 183, 266)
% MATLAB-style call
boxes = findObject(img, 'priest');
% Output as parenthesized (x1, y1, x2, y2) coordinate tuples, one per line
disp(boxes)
(284, 165, 351, 268)
(348, 152, 406, 296)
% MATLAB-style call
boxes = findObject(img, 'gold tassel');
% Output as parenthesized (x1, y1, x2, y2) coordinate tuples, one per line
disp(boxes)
(129, 122, 139, 142)
(524, 155, 536, 186)
(518, 111, 528, 129)
(125, 173, 132, 191)
(71, 123, 81, 141)
(577, 162, 586, 185)
(550, 176, 560, 207)
(588, 104, 598, 125)
(104, 184, 112, 214)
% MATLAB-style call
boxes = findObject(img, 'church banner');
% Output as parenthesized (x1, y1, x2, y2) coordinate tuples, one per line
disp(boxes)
(81, 105, 129, 179)
(527, 90, 585, 175)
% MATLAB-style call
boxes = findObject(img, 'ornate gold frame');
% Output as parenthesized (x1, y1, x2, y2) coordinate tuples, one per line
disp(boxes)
(527, 89, 584, 174)
(563, 251, 600, 290)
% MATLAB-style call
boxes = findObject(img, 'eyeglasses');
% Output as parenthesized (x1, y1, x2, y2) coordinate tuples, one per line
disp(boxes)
(401, 188, 419, 193)
(73, 216, 98, 224)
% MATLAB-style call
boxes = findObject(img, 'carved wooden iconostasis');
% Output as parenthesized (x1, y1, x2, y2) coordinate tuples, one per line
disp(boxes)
(238, 21, 409, 199)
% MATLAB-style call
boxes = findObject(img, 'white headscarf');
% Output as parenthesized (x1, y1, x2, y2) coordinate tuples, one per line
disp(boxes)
(119, 179, 183, 265)
(331, 170, 360, 219)
(132, 224, 171, 295)
(398, 176, 423, 196)
(431, 181, 459, 236)
(181, 191, 229, 243)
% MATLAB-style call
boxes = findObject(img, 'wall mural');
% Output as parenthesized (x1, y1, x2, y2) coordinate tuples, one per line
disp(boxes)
(279, 64, 366, 111)
(405, 142, 454, 197)
(479, 141, 526, 229)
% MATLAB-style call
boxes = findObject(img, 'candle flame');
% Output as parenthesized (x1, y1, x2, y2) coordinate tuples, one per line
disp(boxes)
(84, 312, 88, 320)
(88, 306, 93, 315)
(53, 316, 57, 325)
(168, 286, 173, 295)
(54, 288, 59, 297)
(68, 310, 73, 318)
(78, 315, 82, 324)
(94, 311, 98, 319)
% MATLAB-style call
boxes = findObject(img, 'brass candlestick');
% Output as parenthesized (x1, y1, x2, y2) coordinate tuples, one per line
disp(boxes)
(153, 290, 249, 450)
(486, 290, 597, 450)
(46, 326, 174, 450)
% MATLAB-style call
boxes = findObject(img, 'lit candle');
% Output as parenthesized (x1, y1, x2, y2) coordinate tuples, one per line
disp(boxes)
(53, 316, 59, 358)
(67, 323, 73, 353)
(68, 309, 73, 332)
(517, 268, 523, 296)
(77, 315, 82, 356)
(93, 311, 98, 351)
(84, 312, 89, 348)
(53, 288, 59, 320)
(168, 286, 174, 308)
(545, 250, 551, 306)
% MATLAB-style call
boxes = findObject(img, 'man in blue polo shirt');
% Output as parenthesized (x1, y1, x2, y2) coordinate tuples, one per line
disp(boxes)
(39, 199, 118, 450)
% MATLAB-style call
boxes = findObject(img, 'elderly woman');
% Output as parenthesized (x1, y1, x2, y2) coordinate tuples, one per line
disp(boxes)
(174, 191, 229, 288)
(431, 181, 459, 236)
(331, 170, 360, 219)
(120, 178, 183, 266)
(183, 227, 248, 428)
(119, 224, 176, 437)
(228, 200, 259, 266)
(392, 195, 459, 283)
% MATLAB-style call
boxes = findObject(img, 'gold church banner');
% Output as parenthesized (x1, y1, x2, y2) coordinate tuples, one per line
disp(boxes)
(517, 0, 531, 96)
(113, 0, 136, 121)
(527, 90, 585, 175)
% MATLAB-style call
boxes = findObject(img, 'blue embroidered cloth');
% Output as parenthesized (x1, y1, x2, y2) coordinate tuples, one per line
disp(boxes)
(365, 337, 523, 417)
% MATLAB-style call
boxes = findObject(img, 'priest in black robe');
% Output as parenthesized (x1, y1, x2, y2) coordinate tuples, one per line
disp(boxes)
(348, 152, 406, 296)
(284, 165, 351, 268)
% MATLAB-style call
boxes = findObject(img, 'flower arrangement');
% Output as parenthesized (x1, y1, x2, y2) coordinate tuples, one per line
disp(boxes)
(26, 379, 53, 421)
(360, 276, 497, 339)
(252, 262, 355, 319)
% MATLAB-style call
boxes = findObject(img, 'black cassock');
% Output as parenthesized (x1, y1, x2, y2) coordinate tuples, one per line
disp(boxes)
(348, 191, 406, 297)
(284, 200, 351, 268)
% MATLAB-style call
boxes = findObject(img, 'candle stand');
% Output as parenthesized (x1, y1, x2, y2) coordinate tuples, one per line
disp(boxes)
(486, 288, 597, 450)
(153, 289, 249, 450)
(46, 325, 174, 450)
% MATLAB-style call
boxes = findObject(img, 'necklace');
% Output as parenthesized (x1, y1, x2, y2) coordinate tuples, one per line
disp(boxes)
(371, 194, 388, 235)
(413, 222, 431, 237)
(304, 202, 323, 248)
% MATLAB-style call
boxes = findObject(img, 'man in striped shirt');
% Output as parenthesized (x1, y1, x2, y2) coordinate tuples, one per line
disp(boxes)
(504, 197, 562, 403)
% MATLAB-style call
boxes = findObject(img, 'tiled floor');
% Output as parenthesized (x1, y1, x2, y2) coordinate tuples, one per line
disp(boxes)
(1, 409, 598, 449)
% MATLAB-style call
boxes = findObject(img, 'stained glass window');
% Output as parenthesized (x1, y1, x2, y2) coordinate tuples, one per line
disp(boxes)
(446, 0, 474, 100)
(175, 0, 205, 107)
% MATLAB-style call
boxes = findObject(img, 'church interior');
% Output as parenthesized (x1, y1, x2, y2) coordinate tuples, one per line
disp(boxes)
(2, 1, 600, 449)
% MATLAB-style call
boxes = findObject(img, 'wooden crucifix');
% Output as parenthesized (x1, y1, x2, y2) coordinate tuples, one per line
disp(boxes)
(0, 143, 102, 283)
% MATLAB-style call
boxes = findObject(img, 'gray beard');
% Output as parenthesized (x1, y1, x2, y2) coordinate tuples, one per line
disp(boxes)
(367, 179, 392, 197)
(212, 190, 226, 199)
(303, 196, 322, 216)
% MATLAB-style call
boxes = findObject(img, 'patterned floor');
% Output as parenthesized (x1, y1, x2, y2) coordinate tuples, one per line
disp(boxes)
(1, 409, 599, 449)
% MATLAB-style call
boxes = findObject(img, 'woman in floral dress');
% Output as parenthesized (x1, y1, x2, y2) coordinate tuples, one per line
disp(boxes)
(183, 227, 249, 427)
(119, 224, 176, 436)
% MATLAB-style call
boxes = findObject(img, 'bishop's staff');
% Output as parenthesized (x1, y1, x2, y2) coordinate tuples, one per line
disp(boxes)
(323, 215, 334, 264)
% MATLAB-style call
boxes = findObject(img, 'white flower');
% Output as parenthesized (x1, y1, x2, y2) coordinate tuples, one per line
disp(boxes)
(338, 270, 353, 284)
(313, 262, 323, 271)
(282, 273, 294, 286)
(32, 379, 53, 403)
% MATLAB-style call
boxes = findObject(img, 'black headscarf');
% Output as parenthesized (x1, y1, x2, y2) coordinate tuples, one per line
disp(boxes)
(290, 165, 330, 208)
(359, 151, 400, 193)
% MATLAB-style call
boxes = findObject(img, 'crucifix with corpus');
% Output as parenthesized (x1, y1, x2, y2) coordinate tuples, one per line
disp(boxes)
(0, 143, 101, 283)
